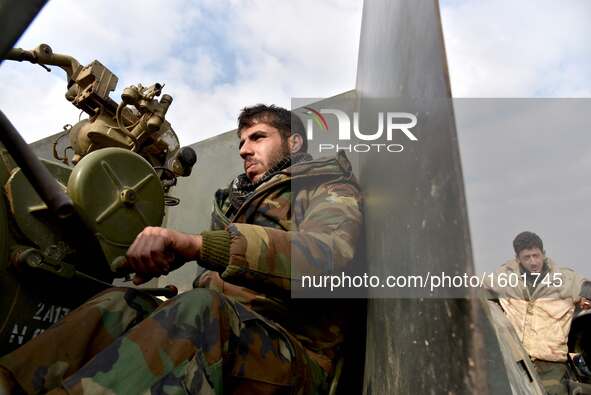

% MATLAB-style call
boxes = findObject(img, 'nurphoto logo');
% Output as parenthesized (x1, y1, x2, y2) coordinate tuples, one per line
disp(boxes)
(303, 107, 418, 153)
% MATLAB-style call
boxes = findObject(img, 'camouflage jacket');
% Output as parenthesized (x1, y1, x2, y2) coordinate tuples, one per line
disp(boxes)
(197, 151, 362, 359)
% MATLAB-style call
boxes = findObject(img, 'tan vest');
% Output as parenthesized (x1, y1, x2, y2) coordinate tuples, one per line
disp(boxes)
(493, 259, 585, 362)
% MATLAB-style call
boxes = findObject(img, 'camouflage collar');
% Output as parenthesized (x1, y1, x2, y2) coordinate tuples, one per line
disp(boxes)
(217, 151, 356, 221)
(225, 152, 312, 218)
(281, 150, 354, 179)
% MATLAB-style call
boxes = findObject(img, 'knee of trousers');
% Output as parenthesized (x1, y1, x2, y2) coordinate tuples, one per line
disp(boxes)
(158, 288, 232, 325)
(83, 287, 159, 319)
(165, 288, 226, 309)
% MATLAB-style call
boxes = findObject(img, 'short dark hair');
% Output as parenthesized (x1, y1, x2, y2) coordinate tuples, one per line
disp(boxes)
(513, 231, 544, 255)
(237, 104, 308, 153)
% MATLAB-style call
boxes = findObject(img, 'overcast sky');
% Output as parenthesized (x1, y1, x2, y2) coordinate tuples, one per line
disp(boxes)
(0, 0, 589, 277)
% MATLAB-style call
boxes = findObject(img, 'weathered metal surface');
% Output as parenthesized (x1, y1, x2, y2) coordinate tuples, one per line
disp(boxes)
(487, 301, 546, 395)
(355, 0, 510, 393)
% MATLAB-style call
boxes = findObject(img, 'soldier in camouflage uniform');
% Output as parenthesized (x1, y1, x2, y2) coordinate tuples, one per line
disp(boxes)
(0, 104, 363, 394)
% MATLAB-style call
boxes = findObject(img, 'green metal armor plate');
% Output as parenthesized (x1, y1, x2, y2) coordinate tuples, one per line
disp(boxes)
(4, 159, 71, 253)
(67, 147, 164, 267)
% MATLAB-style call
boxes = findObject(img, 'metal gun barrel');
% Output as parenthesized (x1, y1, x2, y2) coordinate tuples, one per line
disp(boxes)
(4, 48, 36, 62)
(3, 44, 81, 79)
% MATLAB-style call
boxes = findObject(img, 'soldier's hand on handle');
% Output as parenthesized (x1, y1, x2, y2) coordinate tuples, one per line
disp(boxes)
(125, 226, 202, 285)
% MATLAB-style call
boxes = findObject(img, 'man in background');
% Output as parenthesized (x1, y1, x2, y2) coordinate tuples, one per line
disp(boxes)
(493, 231, 591, 394)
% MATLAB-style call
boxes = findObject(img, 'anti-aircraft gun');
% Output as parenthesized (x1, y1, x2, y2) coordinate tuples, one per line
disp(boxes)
(0, 44, 196, 355)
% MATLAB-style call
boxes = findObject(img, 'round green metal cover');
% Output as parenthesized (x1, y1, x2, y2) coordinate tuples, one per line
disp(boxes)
(67, 148, 164, 264)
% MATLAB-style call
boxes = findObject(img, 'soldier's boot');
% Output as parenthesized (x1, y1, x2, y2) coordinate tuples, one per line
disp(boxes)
(0, 288, 159, 394)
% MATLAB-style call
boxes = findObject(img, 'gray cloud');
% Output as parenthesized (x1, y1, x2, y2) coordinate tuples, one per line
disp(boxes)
(441, 0, 591, 97)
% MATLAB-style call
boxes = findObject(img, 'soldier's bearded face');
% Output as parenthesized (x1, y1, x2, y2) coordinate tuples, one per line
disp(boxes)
(239, 122, 289, 183)
(517, 247, 545, 273)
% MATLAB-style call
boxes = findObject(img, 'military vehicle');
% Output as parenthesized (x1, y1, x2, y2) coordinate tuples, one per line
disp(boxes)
(0, 43, 196, 356)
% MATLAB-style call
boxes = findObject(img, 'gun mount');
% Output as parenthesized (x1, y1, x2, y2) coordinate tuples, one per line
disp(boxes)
(6, 44, 196, 184)
(0, 44, 196, 354)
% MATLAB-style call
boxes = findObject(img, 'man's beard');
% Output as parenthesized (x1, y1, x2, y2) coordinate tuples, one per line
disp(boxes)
(245, 143, 291, 183)
(265, 143, 291, 173)
(226, 147, 311, 218)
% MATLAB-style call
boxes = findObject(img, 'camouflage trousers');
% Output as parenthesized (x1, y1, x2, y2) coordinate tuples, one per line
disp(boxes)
(0, 287, 327, 394)
(533, 360, 568, 395)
